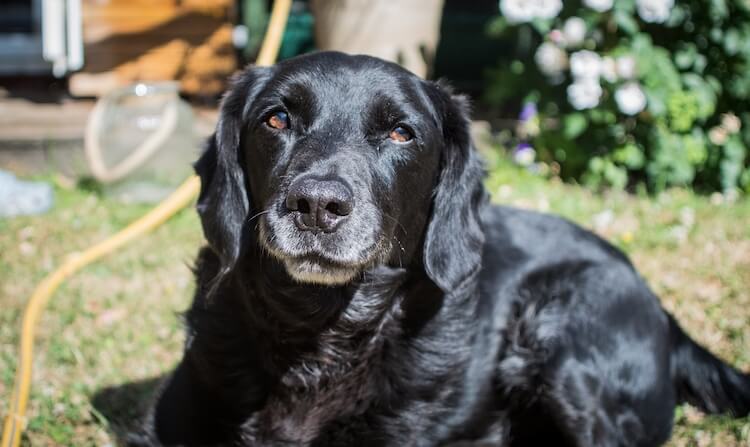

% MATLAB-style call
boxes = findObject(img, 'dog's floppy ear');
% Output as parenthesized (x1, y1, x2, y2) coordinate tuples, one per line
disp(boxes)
(422, 82, 487, 293)
(194, 67, 269, 277)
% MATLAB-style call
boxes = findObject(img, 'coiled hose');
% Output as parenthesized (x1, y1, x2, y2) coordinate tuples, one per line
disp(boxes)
(1, 1, 292, 445)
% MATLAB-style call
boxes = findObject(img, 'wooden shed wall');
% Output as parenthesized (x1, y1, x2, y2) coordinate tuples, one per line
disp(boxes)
(69, 0, 236, 97)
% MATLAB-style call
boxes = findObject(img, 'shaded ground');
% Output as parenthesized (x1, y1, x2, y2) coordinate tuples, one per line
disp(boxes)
(0, 158, 748, 445)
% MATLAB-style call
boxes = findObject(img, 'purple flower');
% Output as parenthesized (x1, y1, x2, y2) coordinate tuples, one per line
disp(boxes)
(519, 103, 538, 122)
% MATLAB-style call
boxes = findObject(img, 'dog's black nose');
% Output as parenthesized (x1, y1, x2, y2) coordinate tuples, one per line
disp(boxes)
(286, 177, 354, 232)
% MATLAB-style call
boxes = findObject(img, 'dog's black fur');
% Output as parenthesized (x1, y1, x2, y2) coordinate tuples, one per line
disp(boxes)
(135, 52, 750, 446)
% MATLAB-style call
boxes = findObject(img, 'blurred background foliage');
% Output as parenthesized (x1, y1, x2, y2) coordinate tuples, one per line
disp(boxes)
(484, 0, 750, 195)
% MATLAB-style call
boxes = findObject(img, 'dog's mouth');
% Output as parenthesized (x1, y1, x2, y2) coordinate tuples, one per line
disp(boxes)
(258, 215, 387, 285)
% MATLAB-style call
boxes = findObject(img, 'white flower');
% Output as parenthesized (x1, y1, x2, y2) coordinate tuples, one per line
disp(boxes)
(636, 0, 674, 23)
(499, 0, 562, 23)
(615, 82, 647, 115)
(583, 0, 614, 12)
(567, 79, 602, 110)
(616, 55, 637, 79)
(500, 0, 535, 23)
(709, 126, 729, 145)
(721, 113, 742, 134)
(601, 57, 618, 82)
(563, 17, 587, 48)
(570, 50, 602, 80)
(531, 0, 563, 20)
(535, 42, 568, 76)
(592, 209, 615, 232)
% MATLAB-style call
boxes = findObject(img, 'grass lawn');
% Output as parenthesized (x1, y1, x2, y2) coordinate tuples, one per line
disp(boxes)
(0, 159, 748, 446)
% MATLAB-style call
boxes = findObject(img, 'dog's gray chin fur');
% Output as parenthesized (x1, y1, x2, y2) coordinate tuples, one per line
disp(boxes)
(282, 257, 360, 285)
(258, 219, 390, 285)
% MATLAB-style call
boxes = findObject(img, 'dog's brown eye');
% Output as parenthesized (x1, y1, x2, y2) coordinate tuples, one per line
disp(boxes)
(389, 126, 413, 143)
(267, 111, 289, 130)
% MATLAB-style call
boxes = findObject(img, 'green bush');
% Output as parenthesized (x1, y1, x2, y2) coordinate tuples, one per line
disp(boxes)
(486, 0, 750, 194)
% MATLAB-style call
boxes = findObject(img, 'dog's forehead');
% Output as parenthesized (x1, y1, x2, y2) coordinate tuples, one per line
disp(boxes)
(277, 51, 419, 84)
(269, 52, 429, 113)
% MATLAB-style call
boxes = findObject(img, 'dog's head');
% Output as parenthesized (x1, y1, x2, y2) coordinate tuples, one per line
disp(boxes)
(196, 52, 485, 292)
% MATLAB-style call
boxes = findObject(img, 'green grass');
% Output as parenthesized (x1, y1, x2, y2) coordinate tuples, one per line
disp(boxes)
(0, 181, 203, 446)
(1, 163, 749, 446)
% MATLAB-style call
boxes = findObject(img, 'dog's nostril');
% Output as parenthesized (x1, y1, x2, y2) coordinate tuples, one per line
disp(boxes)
(325, 202, 340, 215)
(298, 199, 311, 214)
(324, 200, 352, 217)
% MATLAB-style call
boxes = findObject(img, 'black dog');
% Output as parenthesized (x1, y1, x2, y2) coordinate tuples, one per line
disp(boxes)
(137, 52, 750, 446)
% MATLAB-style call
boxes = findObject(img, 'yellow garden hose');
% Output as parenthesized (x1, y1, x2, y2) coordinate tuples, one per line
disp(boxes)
(1, 1, 292, 445)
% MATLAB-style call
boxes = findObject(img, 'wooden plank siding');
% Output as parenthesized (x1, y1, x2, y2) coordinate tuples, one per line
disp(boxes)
(69, 0, 237, 97)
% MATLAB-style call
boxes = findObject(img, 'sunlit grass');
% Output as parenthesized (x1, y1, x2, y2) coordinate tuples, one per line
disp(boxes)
(0, 162, 748, 445)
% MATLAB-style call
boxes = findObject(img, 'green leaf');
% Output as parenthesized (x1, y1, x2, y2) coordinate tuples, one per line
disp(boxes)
(674, 44, 697, 70)
(724, 136, 746, 161)
(614, 10, 639, 35)
(666, 5, 688, 27)
(683, 130, 708, 165)
(724, 29, 741, 56)
(589, 156, 605, 173)
(613, 0, 635, 13)
(563, 113, 589, 140)
(740, 168, 750, 192)
(682, 74, 717, 120)
(614, 143, 646, 169)
(705, 75, 722, 94)
(530, 18, 552, 35)
(693, 54, 707, 73)
(603, 160, 629, 189)
(485, 16, 510, 36)
(644, 87, 668, 118)
(647, 126, 696, 188)
(710, 0, 729, 19)
(720, 137, 747, 191)
(710, 27, 723, 44)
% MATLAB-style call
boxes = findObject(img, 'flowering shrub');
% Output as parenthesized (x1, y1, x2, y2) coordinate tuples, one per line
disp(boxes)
(486, 0, 750, 194)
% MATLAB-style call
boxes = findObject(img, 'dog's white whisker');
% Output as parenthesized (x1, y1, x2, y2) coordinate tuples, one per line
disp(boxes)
(383, 212, 407, 236)
(247, 209, 271, 223)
